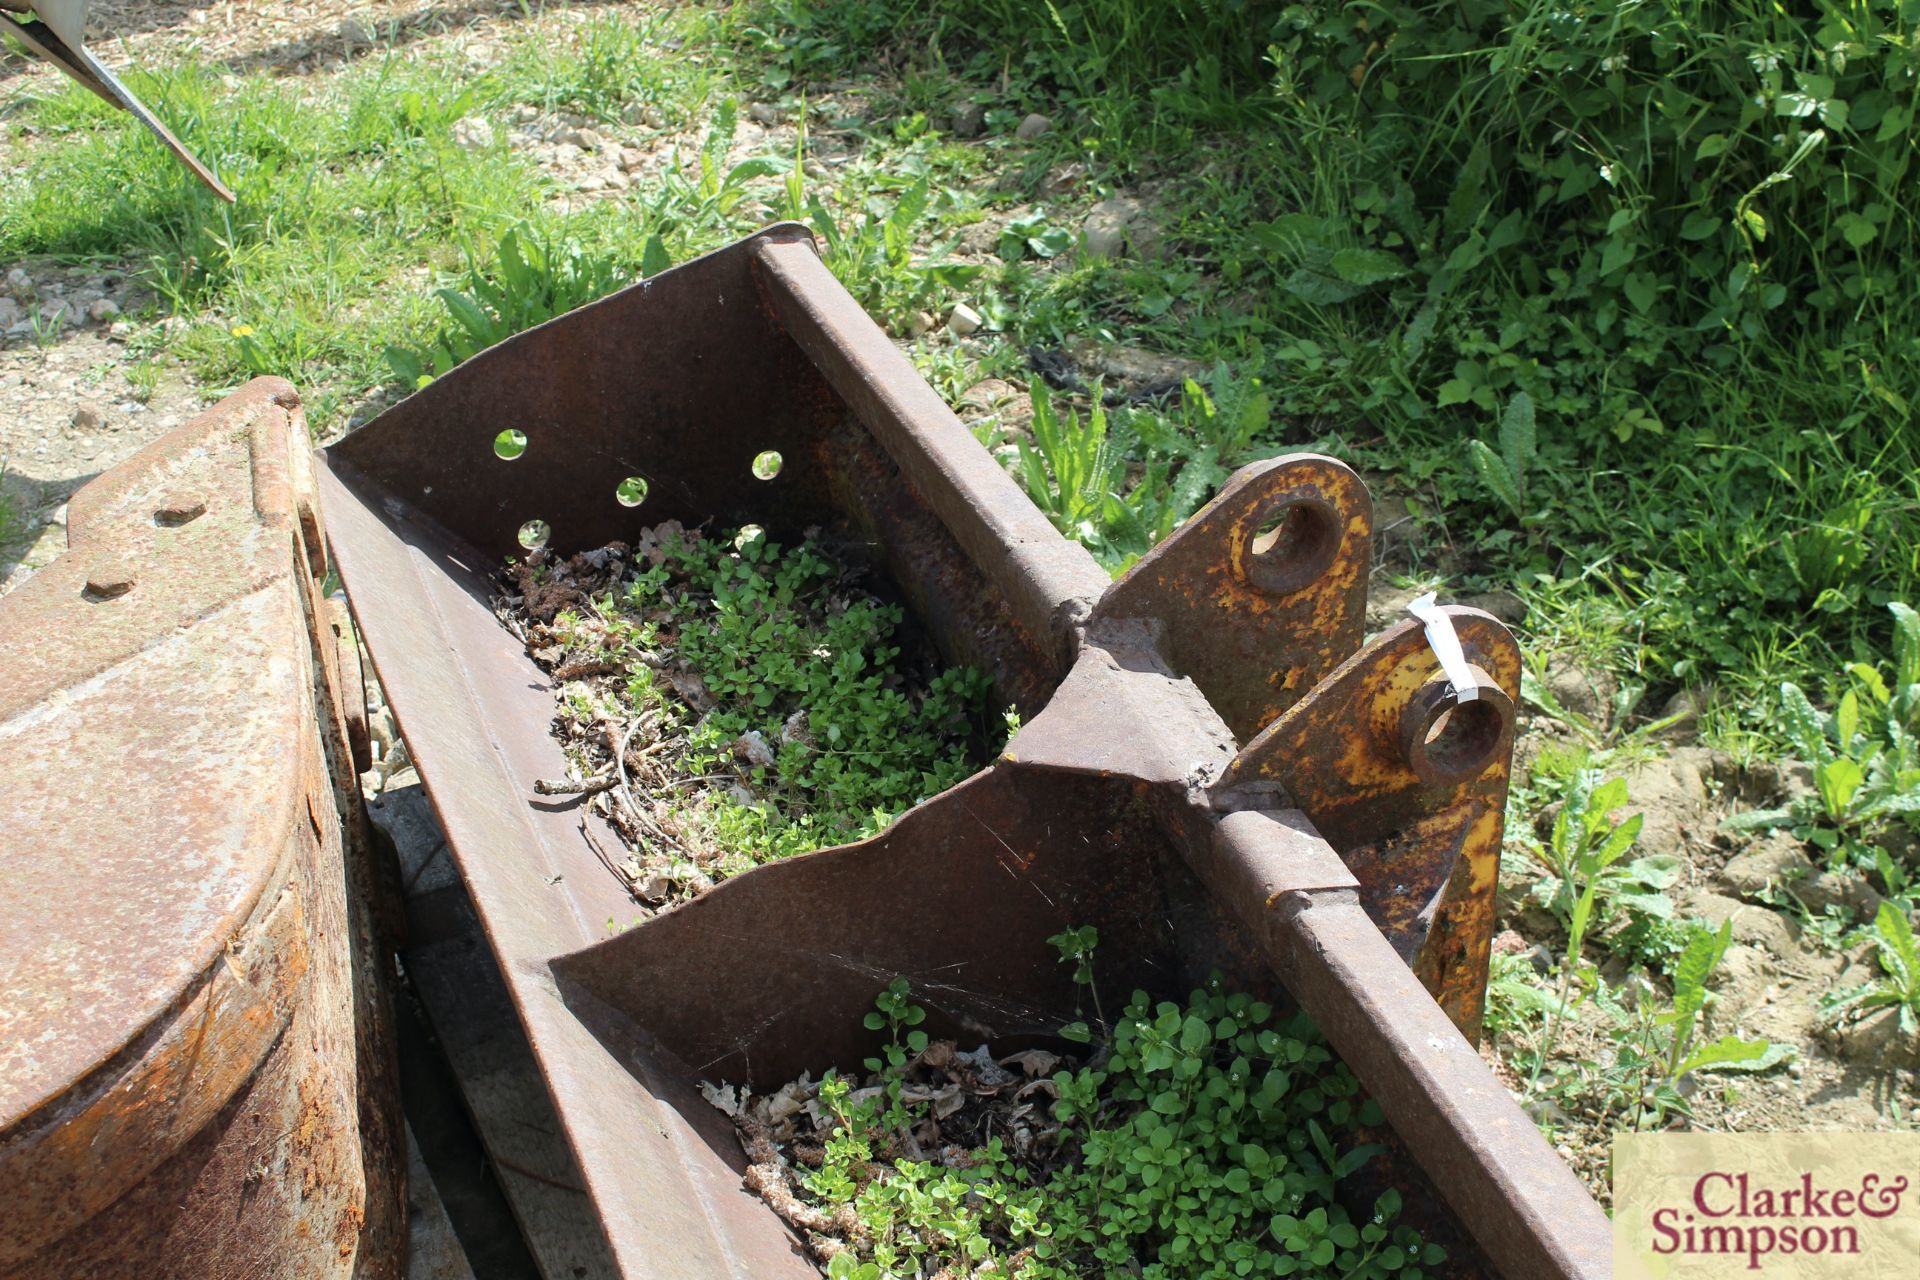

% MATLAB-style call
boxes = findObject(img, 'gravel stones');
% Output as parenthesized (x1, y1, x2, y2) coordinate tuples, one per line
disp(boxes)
(451, 115, 496, 152)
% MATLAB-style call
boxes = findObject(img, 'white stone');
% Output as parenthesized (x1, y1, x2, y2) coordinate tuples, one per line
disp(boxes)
(1082, 214, 1128, 259)
(946, 303, 983, 336)
(451, 115, 495, 152)
(1015, 113, 1053, 139)
(733, 731, 775, 767)
(1082, 196, 1145, 260)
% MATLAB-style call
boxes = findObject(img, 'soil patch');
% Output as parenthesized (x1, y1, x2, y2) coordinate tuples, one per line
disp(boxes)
(0, 263, 205, 591)
(1488, 729, 1920, 1203)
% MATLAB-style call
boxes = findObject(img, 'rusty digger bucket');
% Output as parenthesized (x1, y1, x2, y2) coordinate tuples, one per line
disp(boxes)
(316, 223, 1613, 1277)
(0, 383, 404, 1276)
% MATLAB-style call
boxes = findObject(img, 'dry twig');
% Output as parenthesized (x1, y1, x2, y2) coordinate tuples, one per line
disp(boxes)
(533, 774, 618, 797)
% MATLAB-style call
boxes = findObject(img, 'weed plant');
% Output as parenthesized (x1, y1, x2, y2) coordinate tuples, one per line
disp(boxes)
(743, 934, 1443, 1279)
(522, 524, 999, 893)
(1725, 601, 1920, 873)
(384, 222, 633, 387)
(1493, 769, 1787, 1134)
(748, 0, 1920, 732)
(628, 526, 995, 859)
(1820, 901, 1920, 1041)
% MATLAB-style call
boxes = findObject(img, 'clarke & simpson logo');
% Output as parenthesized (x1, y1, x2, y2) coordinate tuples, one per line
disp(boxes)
(1615, 1134, 1920, 1278)
(1649, 1169, 1906, 1268)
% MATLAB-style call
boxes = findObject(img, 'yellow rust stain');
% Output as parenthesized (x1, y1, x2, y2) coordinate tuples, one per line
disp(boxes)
(1462, 806, 1504, 894)
(333, 1201, 366, 1259)
(1224, 604, 1522, 1040)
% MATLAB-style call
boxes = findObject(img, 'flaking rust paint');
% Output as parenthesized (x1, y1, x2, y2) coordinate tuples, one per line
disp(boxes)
(1417, 801, 1507, 1031)
(1258, 500, 1367, 707)
(1093, 456, 1372, 743)
(1222, 610, 1520, 1036)
(0, 869, 310, 1251)
(0, 380, 401, 1277)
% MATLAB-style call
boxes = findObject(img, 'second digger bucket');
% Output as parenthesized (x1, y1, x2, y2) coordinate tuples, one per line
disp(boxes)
(317, 223, 1611, 1278)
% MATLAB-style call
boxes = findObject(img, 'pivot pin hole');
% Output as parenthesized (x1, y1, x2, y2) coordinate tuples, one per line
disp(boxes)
(1399, 678, 1515, 787)
(1242, 496, 1339, 595)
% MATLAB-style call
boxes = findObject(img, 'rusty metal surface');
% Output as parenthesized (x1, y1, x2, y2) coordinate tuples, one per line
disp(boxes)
(327, 225, 832, 566)
(1206, 809, 1613, 1279)
(317, 228, 1122, 1276)
(318, 417, 819, 1278)
(753, 236, 1110, 670)
(329, 593, 374, 773)
(555, 762, 1201, 1091)
(317, 225, 1604, 1279)
(1092, 454, 1371, 742)
(1217, 609, 1521, 1034)
(0, 380, 401, 1275)
(817, 409, 1074, 720)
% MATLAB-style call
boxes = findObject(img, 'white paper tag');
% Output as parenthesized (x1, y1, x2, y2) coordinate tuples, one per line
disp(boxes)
(1407, 592, 1480, 703)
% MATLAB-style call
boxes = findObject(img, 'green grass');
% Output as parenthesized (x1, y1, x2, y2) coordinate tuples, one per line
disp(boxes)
(0, 7, 736, 426)
(0, 488, 19, 555)
(3, 0, 1915, 767)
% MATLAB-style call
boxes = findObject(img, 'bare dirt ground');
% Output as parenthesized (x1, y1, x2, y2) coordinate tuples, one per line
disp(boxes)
(0, 265, 203, 586)
(1483, 740, 1915, 1199)
(2, 0, 528, 89)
